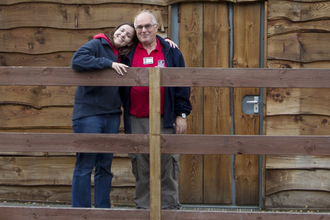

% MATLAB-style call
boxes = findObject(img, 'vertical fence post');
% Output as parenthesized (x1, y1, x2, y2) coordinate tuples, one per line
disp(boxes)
(149, 67, 161, 220)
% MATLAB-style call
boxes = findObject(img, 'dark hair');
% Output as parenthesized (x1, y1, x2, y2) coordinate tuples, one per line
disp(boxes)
(105, 22, 138, 56)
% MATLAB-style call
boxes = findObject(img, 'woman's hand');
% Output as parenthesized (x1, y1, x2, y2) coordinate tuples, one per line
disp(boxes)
(165, 38, 179, 49)
(112, 62, 128, 76)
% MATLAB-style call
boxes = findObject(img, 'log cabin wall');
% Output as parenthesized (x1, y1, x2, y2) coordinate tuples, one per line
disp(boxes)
(266, 0, 330, 209)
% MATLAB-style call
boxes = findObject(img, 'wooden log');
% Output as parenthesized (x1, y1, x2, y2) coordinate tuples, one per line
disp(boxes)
(266, 169, 330, 195)
(0, 156, 135, 186)
(1, 206, 330, 220)
(266, 88, 330, 116)
(265, 190, 330, 209)
(266, 155, 330, 169)
(0, 3, 168, 30)
(266, 115, 330, 136)
(268, 1, 330, 22)
(268, 33, 330, 62)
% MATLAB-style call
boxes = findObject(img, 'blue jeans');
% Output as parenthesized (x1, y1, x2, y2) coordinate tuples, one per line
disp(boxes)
(71, 113, 120, 208)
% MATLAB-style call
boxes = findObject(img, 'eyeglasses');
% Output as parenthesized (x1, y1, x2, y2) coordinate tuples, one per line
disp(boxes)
(135, 23, 156, 32)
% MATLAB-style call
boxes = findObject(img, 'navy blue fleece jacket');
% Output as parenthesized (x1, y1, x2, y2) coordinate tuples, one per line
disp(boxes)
(71, 35, 122, 121)
(120, 35, 192, 133)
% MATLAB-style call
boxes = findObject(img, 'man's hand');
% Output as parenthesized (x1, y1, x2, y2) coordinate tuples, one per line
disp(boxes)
(174, 116, 187, 134)
(112, 62, 128, 76)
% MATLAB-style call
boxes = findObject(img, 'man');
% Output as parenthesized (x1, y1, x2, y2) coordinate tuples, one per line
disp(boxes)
(121, 9, 192, 209)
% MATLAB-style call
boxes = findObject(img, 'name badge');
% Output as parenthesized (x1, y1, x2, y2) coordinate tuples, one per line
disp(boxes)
(143, 57, 153, 65)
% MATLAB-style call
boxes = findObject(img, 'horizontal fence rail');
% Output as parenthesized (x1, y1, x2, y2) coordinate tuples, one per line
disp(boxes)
(1, 66, 330, 220)
(1, 206, 329, 220)
(1, 133, 330, 155)
(1, 66, 330, 88)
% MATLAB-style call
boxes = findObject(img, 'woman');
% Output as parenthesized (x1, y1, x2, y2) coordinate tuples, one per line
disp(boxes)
(71, 22, 177, 208)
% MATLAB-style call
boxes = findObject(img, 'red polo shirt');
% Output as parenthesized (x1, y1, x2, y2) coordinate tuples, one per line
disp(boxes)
(130, 38, 166, 117)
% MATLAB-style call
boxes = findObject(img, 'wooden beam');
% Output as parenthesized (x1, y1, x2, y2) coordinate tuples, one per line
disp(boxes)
(1, 0, 267, 7)
(161, 135, 330, 156)
(1, 67, 330, 88)
(149, 68, 162, 220)
(0, 206, 329, 220)
(0, 133, 149, 154)
(2, 133, 330, 156)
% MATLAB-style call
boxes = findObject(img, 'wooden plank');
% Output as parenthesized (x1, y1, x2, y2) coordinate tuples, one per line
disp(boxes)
(0, 156, 135, 186)
(0, 28, 112, 54)
(203, 2, 231, 204)
(266, 170, 330, 195)
(266, 155, 330, 169)
(0, 128, 73, 133)
(268, 1, 330, 22)
(266, 115, 330, 136)
(0, 86, 75, 108)
(0, 67, 150, 87)
(267, 60, 330, 69)
(0, 105, 72, 128)
(0, 152, 126, 157)
(268, 19, 330, 37)
(268, 33, 330, 62)
(0, 185, 135, 206)
(265, 190, 330, 209)
(0, 133, 149, 154)
(261, 1, 268, 209)
(0, 3, 168, 30)
(0, 29, 169, 55)
(3, 67, 330, 88)
(266, 88, 330, 116)
(3, 133, 330, 155)
(233, 2, 261, 205)
(161, 134, 330, 156)
(0, 0, 265, 6)
(149, 68, 161, 220)
(0, 52, 74, 66)
(1, 206, 330, 220)
(178, 2, 204, 204)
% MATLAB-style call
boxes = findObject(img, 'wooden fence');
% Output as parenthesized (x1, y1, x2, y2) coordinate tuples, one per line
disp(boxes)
(1, 66, 330, 220)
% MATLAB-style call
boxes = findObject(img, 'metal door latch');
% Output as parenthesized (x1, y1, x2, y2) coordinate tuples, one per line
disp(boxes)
(246, 96, 259, 114)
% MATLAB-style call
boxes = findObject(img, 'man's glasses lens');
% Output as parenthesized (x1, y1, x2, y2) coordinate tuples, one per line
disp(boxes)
(136, 24, 154, 31)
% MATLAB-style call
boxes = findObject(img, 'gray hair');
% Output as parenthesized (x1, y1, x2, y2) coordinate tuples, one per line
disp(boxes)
(134, 9, 158, 27)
